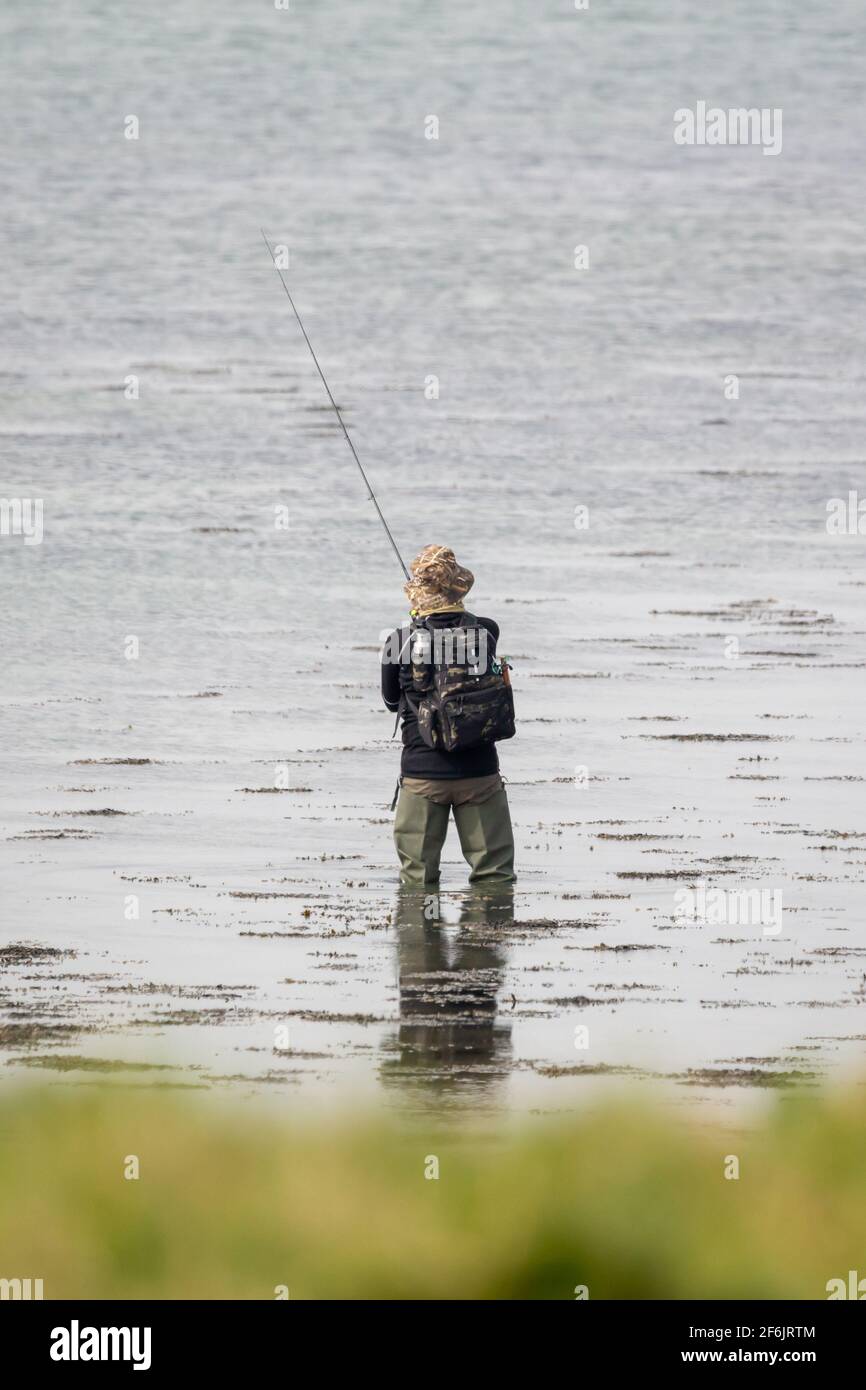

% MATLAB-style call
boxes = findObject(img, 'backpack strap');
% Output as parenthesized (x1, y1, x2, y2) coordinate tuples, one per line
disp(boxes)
(391, 624, 416, 736)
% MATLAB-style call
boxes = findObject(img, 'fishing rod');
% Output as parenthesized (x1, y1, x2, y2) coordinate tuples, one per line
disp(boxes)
(260, 229, 411, 581)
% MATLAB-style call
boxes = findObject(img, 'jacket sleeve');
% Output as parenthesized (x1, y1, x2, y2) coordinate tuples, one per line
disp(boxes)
(381, 628, 401, 712)
(481, 617, 500, 652)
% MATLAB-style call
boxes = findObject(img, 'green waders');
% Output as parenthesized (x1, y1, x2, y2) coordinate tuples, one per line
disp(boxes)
(393, 781, 515, 886)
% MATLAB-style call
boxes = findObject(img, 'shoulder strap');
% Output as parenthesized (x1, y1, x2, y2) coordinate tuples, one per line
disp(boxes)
(392, 623, 423, 736)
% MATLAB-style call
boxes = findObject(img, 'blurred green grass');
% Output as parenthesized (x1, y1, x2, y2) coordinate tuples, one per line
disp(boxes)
(0, 1081, 864, 1299)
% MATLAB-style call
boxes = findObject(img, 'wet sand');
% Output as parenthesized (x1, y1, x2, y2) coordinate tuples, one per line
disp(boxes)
(3, 569, 865, 1123)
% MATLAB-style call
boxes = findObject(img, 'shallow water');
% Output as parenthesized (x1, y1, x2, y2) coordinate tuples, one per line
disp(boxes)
(1, 0, 865, 1117)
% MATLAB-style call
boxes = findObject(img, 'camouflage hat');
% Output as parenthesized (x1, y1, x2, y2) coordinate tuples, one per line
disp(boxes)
(404, 544, 475, 615)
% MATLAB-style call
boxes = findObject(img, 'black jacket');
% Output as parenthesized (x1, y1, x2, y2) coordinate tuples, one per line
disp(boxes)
(381, 610, 501, 779)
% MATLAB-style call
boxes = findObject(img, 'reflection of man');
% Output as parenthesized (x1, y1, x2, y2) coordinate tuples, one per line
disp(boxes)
(380, 886, 515, 1100)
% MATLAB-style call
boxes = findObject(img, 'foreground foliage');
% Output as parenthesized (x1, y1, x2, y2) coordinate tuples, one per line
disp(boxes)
(0, 1082, 863, 1299)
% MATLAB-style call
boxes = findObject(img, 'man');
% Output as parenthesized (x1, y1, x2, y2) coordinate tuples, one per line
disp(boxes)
(381, 544, 516, 886)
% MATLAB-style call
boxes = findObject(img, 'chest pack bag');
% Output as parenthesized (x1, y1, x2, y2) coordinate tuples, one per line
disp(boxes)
(402, 613, 516, 753)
